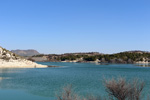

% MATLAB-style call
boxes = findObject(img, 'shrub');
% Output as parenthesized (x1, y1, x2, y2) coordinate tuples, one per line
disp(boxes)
(56, 85, 80, 100)
(84, 56, 97, 61)
(104, 77, 144, 100)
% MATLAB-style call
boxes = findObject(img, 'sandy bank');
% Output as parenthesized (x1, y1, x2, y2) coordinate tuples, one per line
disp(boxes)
(0, 59, 47, 68)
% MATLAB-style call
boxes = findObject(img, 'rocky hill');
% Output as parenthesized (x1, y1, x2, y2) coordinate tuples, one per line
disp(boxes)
(11, 49, 40, 57)
(0, 46, 47, 68)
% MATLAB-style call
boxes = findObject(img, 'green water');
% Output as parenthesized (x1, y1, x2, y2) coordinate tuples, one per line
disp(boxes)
(0, 62, 150, 100)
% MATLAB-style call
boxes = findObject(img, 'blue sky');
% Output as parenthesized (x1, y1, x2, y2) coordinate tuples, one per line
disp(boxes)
(0, 0, 150, 54)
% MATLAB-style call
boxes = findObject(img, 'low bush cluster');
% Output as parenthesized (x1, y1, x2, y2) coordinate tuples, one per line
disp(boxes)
(57, 77, 147, 100)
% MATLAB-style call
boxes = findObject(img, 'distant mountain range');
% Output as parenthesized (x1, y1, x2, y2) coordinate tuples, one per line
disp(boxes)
(11, 49, 40, 57)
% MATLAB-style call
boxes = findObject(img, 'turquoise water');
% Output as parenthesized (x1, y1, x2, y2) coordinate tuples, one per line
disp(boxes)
(0, 62, 150, 100)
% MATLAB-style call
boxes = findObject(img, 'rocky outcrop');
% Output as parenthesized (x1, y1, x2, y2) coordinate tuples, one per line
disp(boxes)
(0, 46, 47, 68)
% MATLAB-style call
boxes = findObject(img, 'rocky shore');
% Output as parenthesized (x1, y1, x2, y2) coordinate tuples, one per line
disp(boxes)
(0, 46, 47, 68)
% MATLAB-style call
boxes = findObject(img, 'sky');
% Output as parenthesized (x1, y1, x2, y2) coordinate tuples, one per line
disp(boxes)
(0, 0, 150, 54)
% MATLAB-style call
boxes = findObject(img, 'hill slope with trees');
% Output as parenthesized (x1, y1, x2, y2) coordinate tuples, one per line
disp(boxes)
(29, 51, 150, 64)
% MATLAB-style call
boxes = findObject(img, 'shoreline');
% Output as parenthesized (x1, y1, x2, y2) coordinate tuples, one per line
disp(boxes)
(48, 65, 60, 67)
(37, 61, 150, 64)
(0, 59, 48, 68)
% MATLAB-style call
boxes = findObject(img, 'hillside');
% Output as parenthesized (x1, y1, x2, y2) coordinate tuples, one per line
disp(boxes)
(29, 51, 150, 64)
(0, 46, 47, 68)
(11, 49, 40, 57)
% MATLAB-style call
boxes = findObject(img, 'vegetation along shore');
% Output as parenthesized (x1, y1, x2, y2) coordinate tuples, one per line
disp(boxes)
(25, 51, 150, 64)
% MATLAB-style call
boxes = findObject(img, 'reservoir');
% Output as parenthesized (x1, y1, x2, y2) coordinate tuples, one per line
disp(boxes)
(0, 62, 149, 100)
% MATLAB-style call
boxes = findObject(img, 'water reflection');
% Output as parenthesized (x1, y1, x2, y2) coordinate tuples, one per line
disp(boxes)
(136, 64, 150, 67)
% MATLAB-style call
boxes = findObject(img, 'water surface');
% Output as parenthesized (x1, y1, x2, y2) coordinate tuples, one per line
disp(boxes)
(0, 62, 150, 100)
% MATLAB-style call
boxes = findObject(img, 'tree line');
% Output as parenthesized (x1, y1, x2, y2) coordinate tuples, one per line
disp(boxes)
(55, 52, 150, 63)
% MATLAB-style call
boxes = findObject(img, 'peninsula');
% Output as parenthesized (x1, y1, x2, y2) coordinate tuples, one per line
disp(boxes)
(0, 46, 47, 68)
